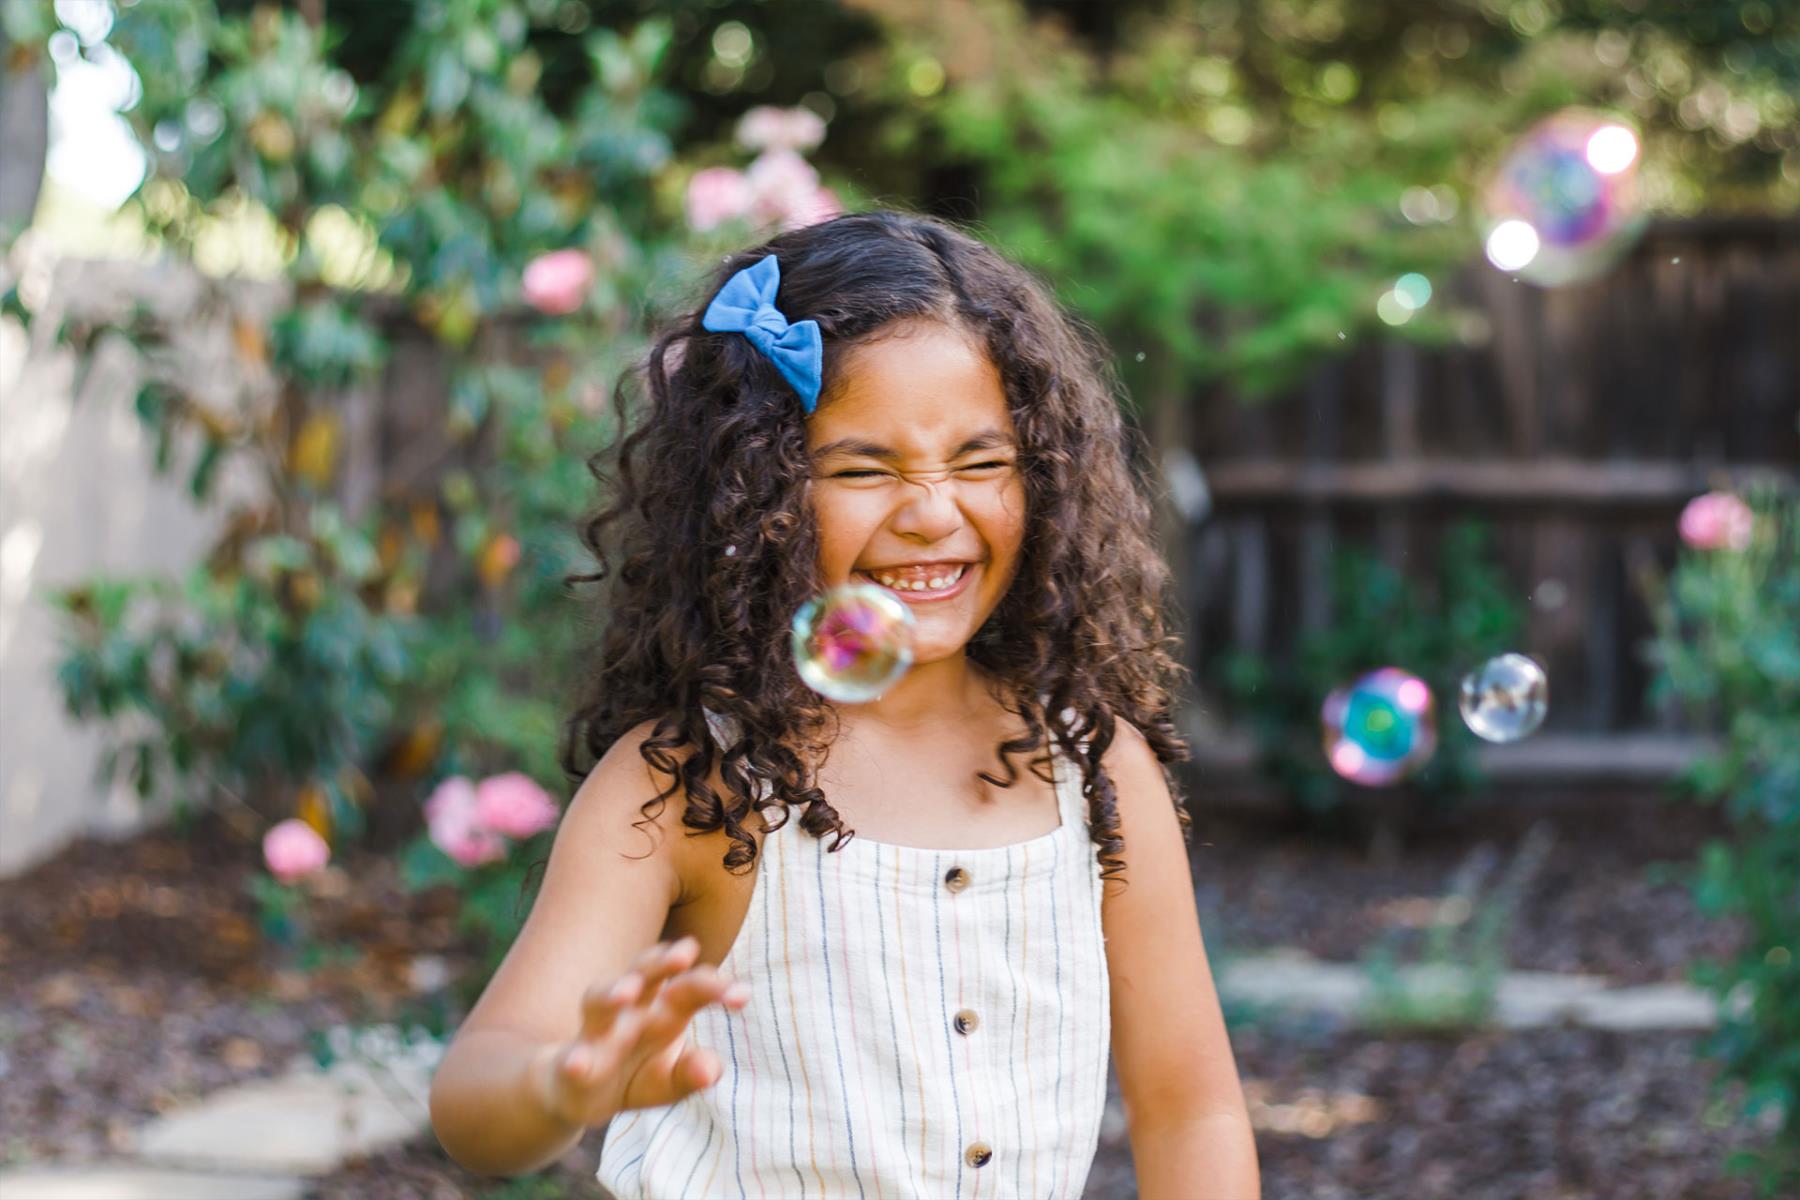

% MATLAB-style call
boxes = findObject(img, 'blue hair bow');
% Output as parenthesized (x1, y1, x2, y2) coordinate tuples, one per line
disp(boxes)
(701, 254, 823, 414)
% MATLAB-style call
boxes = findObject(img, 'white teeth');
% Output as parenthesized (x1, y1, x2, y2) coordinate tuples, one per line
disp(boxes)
(868, 564, 967, 591)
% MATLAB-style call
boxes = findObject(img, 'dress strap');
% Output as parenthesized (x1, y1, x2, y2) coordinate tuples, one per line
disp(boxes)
(1054, 741, 1088, 840)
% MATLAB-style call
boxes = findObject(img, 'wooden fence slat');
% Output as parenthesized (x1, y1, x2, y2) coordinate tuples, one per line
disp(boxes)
(1378, 339, 1419, 569)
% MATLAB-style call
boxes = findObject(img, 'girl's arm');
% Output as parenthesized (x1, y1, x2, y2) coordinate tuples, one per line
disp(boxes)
(1101, 722, 1261, 1200)
(428, 721, 690, 1176)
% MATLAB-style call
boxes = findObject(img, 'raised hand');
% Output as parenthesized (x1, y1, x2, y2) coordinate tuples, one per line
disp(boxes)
(534, 935, 751, 1128)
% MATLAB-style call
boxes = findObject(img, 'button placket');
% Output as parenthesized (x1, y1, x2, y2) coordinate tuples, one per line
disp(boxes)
(943, 864, 986, 1171)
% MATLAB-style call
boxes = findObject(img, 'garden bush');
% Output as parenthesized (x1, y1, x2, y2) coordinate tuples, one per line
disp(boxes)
(1221, 520, 1526, 824)
(20, 0, 847, 989)
(1650, 487, 1800, 1196)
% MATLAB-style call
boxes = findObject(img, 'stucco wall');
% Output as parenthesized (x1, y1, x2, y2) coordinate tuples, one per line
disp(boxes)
(0, 243, 277, 877)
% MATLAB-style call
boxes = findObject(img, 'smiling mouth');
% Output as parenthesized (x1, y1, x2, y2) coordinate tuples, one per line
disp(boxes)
(853, 562, 974, 598)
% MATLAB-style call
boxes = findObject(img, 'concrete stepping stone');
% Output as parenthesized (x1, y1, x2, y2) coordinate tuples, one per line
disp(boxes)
(0, 1164, 304, 1199)
(1489, 968, 1615, 1029)
(1572, 982, 1722, 1031)
(126, 1030, 440, 1176)
(1216, 950, 1717, 1032)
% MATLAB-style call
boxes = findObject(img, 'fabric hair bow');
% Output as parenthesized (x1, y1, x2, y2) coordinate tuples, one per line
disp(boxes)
(701, 254, 824, 414)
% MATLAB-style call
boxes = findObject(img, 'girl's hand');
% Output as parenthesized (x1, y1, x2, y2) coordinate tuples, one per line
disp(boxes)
(534, 935, 751, 1128)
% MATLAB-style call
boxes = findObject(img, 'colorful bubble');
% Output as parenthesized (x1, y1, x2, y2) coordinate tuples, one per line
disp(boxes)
(1321, 667, 1438, 786)
(791, 582, 916, 703)
(1459, 654, 1549, 743)
(1482, 109, 1646, 286)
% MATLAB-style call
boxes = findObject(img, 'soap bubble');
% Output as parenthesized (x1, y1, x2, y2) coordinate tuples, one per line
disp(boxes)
(791, 582, 916, 703)
(1481, 109, 1645, 287)
(1321, 667, 1438, 786)
(1459, 653, 1549, 743)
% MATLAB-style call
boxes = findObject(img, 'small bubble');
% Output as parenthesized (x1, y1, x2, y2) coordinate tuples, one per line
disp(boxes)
(1135, 351, 1146, 362)
(1321, 668, 1437, 786)
(792, 583, 915, 703)
(1459, 653, 1549, 743)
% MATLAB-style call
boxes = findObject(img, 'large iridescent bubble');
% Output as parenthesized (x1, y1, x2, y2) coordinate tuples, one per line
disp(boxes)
(1482, 109, 1646, 287)
(1321, 667, 1438, 786)
(791, 582, 916, 703)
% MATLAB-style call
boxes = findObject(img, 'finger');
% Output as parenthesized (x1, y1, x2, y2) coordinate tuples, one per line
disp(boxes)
(579, 971, 644, 1040)
(579, 938, 698, 1039)
(672, 1045, 724, 1092)
(632, 936, 701, 1008)
(635, 967, 747, 1045)
(561, 999, 658, 1103)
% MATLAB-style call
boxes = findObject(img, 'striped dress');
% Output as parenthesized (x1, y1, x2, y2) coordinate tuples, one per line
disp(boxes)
(596, 718, 1112, 1200)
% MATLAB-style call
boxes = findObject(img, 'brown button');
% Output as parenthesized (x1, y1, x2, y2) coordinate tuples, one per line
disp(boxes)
(953, 1009, 979, 1035)
(965, 1141, 993, 1168)
(944, 866, 971, 893)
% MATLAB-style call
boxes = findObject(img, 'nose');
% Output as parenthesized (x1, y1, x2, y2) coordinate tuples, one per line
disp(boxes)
(888, 475, 964, 543)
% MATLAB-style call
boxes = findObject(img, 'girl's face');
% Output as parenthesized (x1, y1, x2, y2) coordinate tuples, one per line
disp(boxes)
(806, 320, 1026, 667)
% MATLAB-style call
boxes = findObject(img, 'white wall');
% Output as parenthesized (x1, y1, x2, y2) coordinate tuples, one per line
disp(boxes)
(0, 242, 277, 877)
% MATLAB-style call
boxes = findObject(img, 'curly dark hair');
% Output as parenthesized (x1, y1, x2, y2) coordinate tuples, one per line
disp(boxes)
(559, 208, 1191, 886)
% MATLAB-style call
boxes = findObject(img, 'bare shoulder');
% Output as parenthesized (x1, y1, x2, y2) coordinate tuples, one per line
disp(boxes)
(561, 719, 702, 906)
(1099, 718, 1169, 801)
(1096, 718, 1186, 877)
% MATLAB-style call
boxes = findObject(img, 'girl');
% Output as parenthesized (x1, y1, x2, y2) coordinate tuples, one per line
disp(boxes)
(428, 210, 1259, 1199)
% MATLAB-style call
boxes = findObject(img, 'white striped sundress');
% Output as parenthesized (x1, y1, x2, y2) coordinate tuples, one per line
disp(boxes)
(596, 719, 1112, 1200)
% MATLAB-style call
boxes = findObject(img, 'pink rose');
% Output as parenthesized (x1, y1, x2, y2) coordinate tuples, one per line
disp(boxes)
(521, 249, 594, 316)
(746, 149, 822, 229)
(474, 772, 560, 839)
(263, 818, 330, 884)
(424, 776, 507, 868)
(685, 166, 753, 233)
(780, 186, 843, 232)
(1679, 491, 1754, 551)
(735, 105, 826, 154)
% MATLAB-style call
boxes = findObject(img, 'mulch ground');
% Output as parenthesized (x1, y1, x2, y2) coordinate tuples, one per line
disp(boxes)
(0, 787, 1777, 1199)
(0, 808, 475, 1166)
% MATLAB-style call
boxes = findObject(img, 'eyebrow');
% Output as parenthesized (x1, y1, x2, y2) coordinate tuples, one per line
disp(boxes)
(810, 429, 1018, 461)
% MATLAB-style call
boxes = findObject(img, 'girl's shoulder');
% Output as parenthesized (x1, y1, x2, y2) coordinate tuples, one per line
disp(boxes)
(598, 715, 770, 901)
(561, 717, 718, 907)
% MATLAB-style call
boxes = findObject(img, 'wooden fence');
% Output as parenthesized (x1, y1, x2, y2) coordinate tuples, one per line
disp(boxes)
(1181, 216, 1799, 779)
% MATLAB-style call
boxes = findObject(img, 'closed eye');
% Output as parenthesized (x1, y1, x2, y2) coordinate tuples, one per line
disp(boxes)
(831, 462, 1011, 480)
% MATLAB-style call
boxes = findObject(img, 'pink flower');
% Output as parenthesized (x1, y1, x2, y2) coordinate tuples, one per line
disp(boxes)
(474, 772, 560, 839)
(424, 776, 507, 868)
(780, 186, 843, 232)
(521, 249, 594, 316)
(735, 105, 826, 154)
(746, 149, 822, 229)
(1679, 491, 1754, 551)
(685, 166, 753, 233)
(263, 818, 330, 884)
